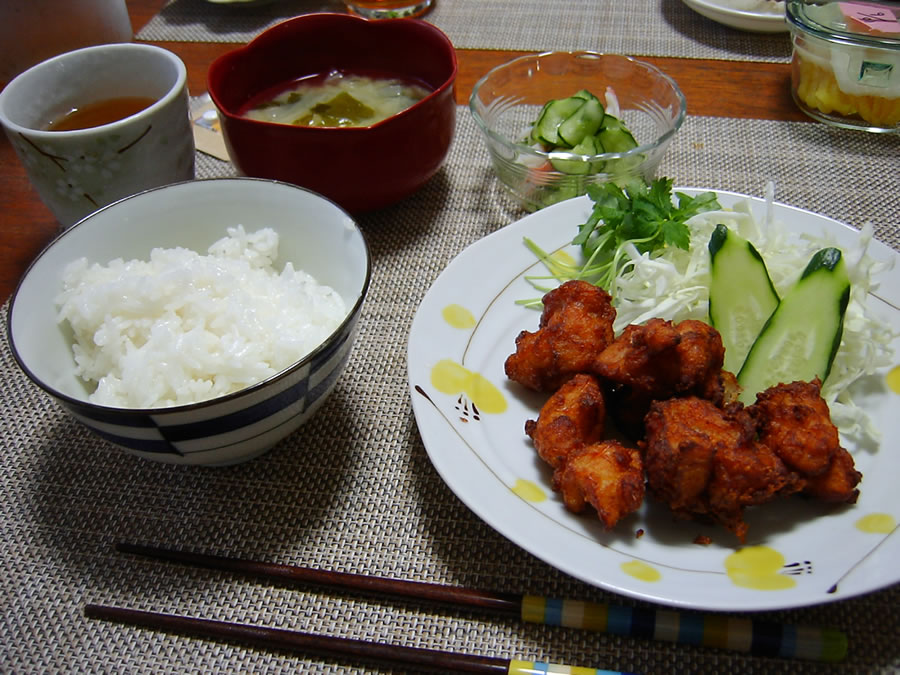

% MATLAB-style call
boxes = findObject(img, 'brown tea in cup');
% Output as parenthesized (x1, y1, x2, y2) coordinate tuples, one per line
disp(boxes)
(45, 96, 156, 131)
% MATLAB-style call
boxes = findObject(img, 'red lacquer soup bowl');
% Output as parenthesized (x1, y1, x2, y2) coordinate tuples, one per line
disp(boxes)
(208, 13, 457, 213)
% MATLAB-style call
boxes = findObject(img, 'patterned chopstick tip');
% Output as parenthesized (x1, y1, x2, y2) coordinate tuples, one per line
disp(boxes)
(508, 659, 632, 675)
(520, 596, 847, 663)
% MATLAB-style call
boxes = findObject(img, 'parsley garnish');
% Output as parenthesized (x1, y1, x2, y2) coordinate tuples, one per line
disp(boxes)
(521, 178, 720, 305)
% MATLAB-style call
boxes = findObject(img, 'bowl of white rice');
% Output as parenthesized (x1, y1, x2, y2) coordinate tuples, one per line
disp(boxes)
(7, 178, 370, 465)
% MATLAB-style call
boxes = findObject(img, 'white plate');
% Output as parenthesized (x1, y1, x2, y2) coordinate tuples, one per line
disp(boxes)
(682, 0, 788, 33)
(407, 189, 900, 611)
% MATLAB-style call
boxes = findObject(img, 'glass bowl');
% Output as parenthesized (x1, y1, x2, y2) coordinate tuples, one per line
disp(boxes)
(469, 51, 686, 212)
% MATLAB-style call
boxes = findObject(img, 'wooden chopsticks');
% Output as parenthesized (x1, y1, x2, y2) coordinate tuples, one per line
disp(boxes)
(89, 543, 635, 674)
(116, 541, 522, 614)
(85, 604, 604, 674)
(99, 542, 847, 664)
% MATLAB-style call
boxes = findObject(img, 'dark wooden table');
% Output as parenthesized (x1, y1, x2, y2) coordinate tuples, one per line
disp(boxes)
(0, 0, 809, 303)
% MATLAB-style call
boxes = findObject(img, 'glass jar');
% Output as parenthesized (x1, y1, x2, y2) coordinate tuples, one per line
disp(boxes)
(786, 0, 900, 132)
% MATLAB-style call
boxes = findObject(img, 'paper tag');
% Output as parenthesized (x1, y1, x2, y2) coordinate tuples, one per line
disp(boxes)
(190, 95, 231, 162)
(839, 2, 900, 34)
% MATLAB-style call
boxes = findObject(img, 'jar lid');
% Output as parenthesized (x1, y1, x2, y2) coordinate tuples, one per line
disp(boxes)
(787, 1, 900, 49)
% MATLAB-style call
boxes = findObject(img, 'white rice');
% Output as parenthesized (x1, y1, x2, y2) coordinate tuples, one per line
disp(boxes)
(56, 226, 347, 409)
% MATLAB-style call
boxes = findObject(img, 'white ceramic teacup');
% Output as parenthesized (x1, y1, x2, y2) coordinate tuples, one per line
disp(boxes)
(0, 43, 195, 228)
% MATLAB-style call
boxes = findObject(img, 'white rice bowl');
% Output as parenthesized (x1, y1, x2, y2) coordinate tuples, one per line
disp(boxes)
(7, 178, 370, 465)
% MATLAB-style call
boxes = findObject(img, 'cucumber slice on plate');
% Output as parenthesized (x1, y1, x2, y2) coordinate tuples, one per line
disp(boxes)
(708, 224, 780, 374)
(737, 247, 850, 405)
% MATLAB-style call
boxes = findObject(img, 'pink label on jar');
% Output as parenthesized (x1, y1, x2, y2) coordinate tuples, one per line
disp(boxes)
(839, 2, 900, 33)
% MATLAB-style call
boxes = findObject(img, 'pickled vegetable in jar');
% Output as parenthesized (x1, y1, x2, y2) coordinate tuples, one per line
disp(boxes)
(786, 0, 900, 131)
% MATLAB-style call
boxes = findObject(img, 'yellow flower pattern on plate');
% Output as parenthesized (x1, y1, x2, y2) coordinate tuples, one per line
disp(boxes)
(430, 359, 507, 415)
(725, 546, 796, 591)
(886, 365, 900, 394)
(621, 560, 662, 583)
(441, 303, 476, 330)
(512, 478, 547, 502)
(856, 513, 896, 534)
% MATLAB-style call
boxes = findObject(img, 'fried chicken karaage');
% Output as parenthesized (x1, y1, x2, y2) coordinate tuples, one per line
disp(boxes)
(524, 373, 606, 470)
(594, 318, 726, 400)
(523, 373, 643, 529)
(642, 396, 802, 542)
(505, 280, 616, 392)
(554, 441, 645, 530)
(507, 282, 862, 541)
(750, 379, 861, 503)
(803, 446, 862, 504)
(594, 318, 731, 436)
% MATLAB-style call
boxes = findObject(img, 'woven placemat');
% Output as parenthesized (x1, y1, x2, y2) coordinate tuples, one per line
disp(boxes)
(135, 0, 793, 62)
(2, 109, 898, 673)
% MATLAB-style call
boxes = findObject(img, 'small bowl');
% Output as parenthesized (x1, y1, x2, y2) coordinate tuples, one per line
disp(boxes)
(7, 178, 371, 466)
(469, 52, 686, 211)
(787, 0, 900, 132)
(208, 13, 457, 213)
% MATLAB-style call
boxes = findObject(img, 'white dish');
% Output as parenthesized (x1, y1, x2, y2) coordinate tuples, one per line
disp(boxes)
(682, 0, 788, 33)
(407, 189, 900, 611)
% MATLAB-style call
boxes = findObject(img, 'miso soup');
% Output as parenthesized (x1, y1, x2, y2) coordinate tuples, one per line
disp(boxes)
(242, 70, 431, 128)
